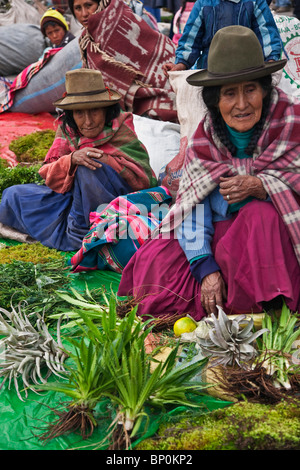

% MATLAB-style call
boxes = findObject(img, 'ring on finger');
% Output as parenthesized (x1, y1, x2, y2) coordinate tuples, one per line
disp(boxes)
(87, 151, 90, 157)
(226, 194, 230, 201)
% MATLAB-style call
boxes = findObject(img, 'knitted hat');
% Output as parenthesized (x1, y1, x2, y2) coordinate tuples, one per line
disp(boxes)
(40, 8, 69, 35)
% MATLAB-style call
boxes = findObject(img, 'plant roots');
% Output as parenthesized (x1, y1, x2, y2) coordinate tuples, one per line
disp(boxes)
(214, 360, 300, 404)
(39, 404, 96, 441)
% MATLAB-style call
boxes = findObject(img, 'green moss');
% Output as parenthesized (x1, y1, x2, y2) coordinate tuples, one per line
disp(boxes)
(0, 160, 43, 198)
(136, 400, 300, 450)
(9, 130, 55, 163)
(0, 242, 63, 264)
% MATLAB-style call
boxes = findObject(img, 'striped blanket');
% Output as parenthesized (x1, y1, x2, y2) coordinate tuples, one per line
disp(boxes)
(70, 186, 172, 273)
(160, 88, 300, 264)
(79, 0, 178, 122)
(0, 48, 61, 113)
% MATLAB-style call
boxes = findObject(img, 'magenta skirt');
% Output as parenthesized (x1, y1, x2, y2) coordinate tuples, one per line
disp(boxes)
(118, 201, 300, 321)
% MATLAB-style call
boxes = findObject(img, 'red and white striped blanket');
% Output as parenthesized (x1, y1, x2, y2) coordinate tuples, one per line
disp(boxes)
(79, 0, 178, 122)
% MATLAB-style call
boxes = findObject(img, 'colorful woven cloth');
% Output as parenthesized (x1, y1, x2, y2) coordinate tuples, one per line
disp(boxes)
(42, 111, 157, 192)
(79, 0, 178, 122)
(0, 48, 61, 113)
(159, 88, 300, 264)
(70, 186, 172, 273)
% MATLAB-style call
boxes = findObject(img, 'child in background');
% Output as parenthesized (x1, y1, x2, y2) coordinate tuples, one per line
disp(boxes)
(172, 0, 196, 46)
(40, 8, 75, 48)
(163, 0, 283, 75)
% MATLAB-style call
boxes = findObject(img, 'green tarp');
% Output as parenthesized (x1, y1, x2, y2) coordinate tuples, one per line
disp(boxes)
(0, 238, 231, 450)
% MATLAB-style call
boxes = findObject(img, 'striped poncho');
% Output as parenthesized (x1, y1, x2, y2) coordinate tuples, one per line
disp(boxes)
(39, 111, 157, 193)
(160, 88, 300, 264)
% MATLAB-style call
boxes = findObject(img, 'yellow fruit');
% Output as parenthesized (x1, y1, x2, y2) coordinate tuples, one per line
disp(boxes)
(173, 317, 197, 336)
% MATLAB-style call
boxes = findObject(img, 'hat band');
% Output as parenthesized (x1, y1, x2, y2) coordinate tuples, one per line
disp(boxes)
(65, 88, 109, 97)
(207, 64, 265, 78)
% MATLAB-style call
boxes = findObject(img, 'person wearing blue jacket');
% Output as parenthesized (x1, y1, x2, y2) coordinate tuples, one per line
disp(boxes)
(163, 0, 283, 75)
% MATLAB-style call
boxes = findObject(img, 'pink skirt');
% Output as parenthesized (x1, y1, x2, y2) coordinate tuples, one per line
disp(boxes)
(118, 201, 300, 321)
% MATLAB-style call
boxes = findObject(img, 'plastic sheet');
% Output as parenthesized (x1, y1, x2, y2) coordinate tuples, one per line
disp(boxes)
(0, 238, 231, 450)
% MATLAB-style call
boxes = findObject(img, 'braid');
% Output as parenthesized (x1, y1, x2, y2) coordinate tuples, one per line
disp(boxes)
(244, 76, 272, 155)
(202, 86, 237, 155)
(202, 75, 273, 157)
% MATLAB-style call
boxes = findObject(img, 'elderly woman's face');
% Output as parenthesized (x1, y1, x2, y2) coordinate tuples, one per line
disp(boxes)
(73, 0, 98, 27)
(218, 81, 266, 133)
(73, 108, 106, 138)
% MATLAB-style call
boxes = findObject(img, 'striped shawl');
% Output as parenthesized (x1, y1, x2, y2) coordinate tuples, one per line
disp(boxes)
(160, 88, 300, 263)
(43, 111, 157, 191)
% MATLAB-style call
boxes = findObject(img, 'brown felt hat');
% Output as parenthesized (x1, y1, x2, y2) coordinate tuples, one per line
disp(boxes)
(53, 69, 121, 110)
(187, 25, 286, 87)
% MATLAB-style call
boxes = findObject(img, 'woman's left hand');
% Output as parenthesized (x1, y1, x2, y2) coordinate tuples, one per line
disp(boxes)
(219, 175, 267, 204)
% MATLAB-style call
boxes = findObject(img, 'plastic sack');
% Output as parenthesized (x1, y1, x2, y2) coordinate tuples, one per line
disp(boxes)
(0, 24, 46, 76)
(10, 37, 82, 114)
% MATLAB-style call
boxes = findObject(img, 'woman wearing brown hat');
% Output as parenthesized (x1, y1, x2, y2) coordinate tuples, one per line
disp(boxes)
(0, 69, 157, 251)
(118, 26, 300, 320)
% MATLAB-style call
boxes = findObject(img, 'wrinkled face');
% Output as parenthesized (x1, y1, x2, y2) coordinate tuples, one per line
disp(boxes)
(44, 24, 66, 46)
(72, 0, 99, 27)
(218, 81, 266, 132)
(73, 108, 106, 138)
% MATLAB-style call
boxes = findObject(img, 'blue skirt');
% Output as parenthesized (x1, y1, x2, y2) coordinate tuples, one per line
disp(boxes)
(0, 163, 132, 251)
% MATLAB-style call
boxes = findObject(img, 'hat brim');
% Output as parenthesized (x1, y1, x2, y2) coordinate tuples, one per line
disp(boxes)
(53, 90, 122, 110)
(186, 59, 287, 87)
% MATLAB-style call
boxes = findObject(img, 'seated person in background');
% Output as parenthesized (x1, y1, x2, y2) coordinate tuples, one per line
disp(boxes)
(40, 7, 75, 48)
(68, 0, 100, 28)
(172, 0, 196, 46)
(118, 26, 300, 321)
(163, 0, 283, 76)
(0, 69, 156, 252)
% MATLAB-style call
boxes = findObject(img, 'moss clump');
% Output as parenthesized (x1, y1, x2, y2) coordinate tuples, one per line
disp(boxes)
(136, 400, 300, 450)
(9, 130, 55, 163)
(0, 242, 63, 265)
(0, 160, 43, 199)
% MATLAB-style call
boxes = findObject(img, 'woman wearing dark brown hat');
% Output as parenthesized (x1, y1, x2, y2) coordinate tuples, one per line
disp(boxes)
(0, 69, 157, 251)
(119, 25, 300, 321)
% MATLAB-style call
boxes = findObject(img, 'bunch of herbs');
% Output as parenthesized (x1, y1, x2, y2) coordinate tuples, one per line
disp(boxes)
(36, 297, 208, 448)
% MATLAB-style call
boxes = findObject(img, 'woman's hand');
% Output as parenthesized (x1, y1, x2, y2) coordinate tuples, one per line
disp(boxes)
(162, 62, 187, 78)
(219, 175, 267, 204)
(201, 271, 227, 315)
(71, 147, 104, 170)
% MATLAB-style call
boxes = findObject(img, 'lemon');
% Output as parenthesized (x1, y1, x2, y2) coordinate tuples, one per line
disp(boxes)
(173, 317, 197, 336)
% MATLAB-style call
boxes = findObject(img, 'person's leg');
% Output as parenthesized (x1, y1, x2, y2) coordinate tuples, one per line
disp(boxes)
(214, 200, 300, 313)
(66, 163, 132, 249)
(0, 183, 73, 249)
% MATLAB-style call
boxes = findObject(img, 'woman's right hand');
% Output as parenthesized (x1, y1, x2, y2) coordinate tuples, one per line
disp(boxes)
(162, 62, 187, 78)
(201, 271, 227, 315)
(71, 147, 104, 170)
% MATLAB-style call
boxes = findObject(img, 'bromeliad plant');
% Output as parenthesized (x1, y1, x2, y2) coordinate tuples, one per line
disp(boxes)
(37, 297, 150, 441)
(0, 303, 68, 401)
(255, 301, 300, 390)
(197, 306, 269, 368)
(37, 297, 208, 448)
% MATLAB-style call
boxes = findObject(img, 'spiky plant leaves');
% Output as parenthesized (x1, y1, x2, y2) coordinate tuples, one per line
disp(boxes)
(198, 306, 269, 368)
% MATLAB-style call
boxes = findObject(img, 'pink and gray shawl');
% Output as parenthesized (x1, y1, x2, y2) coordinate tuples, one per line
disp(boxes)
(160, 88, 300, 264)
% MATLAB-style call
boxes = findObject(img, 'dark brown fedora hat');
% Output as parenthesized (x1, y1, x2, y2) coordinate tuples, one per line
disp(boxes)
(54, 68, 121, 110)
(187, 25, 286, 87)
